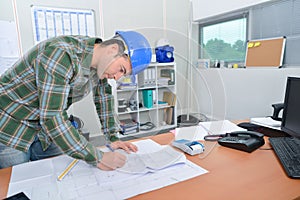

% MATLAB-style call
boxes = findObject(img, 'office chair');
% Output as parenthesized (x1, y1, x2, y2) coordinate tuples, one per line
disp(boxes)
(271, 103, 284, 121)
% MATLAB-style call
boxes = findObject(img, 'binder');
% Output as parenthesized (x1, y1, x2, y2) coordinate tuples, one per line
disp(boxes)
(138, 68, 156, 86)
(163, 92, 176, 124)
(142, 90, 153, 108)
(151, 68, 156, 85)
(163, 91, 176, 106)
(165, 107, 174, 125)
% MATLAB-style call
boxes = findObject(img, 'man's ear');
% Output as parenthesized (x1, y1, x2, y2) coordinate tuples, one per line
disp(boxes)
(108, 43, 119, 55)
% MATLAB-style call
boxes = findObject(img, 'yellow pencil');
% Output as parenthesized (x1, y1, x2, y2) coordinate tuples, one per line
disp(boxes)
(57, 159, 79, 181)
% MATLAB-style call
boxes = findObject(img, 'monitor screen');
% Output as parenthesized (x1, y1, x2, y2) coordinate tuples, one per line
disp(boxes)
(281, 77, 300, 138)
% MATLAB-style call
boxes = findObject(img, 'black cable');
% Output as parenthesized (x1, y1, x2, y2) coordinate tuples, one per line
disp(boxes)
(259, 147, 273, 150)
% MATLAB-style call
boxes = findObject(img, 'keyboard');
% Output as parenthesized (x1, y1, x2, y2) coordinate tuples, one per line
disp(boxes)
(269, 137, 300, 178)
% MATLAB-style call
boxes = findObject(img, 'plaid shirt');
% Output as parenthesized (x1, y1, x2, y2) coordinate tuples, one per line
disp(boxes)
(0, 35, 120, 166)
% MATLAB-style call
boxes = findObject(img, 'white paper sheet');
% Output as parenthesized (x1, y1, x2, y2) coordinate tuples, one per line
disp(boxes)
(175, 125, 208, 140)
(0, 20, 19, 58)
(250, 117, 281, 130)
(199, 120, 246, 135)
(119, 145, 186, 174)
(0, 20, 20, 75)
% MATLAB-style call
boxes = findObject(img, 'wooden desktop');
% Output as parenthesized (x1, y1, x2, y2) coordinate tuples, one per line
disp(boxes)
(0, 132, 299, 200)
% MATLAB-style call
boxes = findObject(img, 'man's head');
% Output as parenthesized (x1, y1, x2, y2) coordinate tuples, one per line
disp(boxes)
(91, 31, 152, 80)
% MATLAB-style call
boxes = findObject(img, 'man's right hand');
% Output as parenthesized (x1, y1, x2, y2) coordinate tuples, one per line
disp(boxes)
(97, 152, 126, 170)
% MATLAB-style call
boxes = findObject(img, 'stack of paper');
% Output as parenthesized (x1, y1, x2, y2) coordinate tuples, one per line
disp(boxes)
(250, 117, 281, 130)
(116, 75, 137, 90)
(175, 120, 247, 141)
(117, 83, 137, 90)
(175, 125, 207, 141)
(157, 77, 170, 86)
(199, 120, 246, 135)
(120, 118, 138, 135)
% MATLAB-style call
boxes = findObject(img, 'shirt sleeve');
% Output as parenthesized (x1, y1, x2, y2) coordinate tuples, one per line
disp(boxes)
(36, 45, 102, 166)
(94, 79, 121, 142)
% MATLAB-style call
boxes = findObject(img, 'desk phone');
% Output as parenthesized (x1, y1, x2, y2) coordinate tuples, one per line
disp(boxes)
(218, 131, 265, 153)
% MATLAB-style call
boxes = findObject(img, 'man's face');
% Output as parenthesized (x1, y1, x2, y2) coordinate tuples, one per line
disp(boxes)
(100, 55, 132, 80)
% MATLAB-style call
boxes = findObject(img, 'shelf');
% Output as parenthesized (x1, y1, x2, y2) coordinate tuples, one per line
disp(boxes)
(117, 84, 175, 91)
(117, 88, 137, 92)
(118, 110, 138, 115)
(138, 85, 156, 90)
(118, 104, 171, 114)
(113, 62, 177, 139)
(157, 105, 172, 109)
(149, 62, 175, 67)
(157, 85, 175, 88)
(138, 107, 157, 112)
(117, 124, 177, 140)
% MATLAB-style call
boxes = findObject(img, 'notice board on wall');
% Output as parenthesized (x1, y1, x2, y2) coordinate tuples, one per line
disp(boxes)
(245, 36, 286, 68)
(31, 6, 96, 44)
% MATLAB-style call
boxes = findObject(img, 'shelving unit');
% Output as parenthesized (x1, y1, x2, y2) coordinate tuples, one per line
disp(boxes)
(110, 62, 177, 139)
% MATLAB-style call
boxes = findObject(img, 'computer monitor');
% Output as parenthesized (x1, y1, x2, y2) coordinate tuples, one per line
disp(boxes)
(281, 77, 300, 138)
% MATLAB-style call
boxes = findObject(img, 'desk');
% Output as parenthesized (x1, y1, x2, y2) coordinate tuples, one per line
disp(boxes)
(0, 133, 299, 200)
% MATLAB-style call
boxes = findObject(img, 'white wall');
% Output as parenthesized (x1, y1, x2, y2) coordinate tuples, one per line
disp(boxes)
(191, 68, 300, 120)
(192, 0, 271, 21)
(0, 0, 14, 21)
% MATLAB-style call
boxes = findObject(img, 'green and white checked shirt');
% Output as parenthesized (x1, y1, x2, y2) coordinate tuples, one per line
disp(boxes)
(0, 35, 120, 166)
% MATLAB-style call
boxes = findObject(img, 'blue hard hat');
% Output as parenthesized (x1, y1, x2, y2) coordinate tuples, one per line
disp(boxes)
(116, 31, 152, 75)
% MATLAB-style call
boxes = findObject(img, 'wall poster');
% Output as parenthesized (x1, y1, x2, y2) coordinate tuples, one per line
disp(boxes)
(31, 6, 96, 43)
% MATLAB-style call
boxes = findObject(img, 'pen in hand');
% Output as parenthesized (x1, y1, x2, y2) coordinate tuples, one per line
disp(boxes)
(106, 144, 114, 152)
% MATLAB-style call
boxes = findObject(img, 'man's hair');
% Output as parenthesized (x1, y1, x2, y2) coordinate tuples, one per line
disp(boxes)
(100, 38, 126, 57)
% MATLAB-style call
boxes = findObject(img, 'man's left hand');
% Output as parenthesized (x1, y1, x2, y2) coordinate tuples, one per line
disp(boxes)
(110, 141, 138, 153)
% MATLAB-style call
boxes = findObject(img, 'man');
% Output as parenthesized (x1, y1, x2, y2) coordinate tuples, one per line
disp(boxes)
(0, 31, 152, 170)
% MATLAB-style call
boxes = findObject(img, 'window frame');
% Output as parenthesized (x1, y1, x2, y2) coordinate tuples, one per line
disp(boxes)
(198, 13, 249, 64)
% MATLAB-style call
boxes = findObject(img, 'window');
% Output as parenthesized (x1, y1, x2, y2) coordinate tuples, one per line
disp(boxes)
(199, 16, 247, 65)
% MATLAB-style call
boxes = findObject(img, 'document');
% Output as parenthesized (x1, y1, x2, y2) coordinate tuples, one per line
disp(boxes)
(175, 125, 208, 140)
(0, 20, 19, 75)
(250, 117, 281, 130)
(199, 120, 246, 135)
(8, 139, 208, 200)
(119, 145, 186, 174)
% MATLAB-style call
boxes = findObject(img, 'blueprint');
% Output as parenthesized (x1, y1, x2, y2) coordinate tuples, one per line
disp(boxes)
(8, 139, 208, 200)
